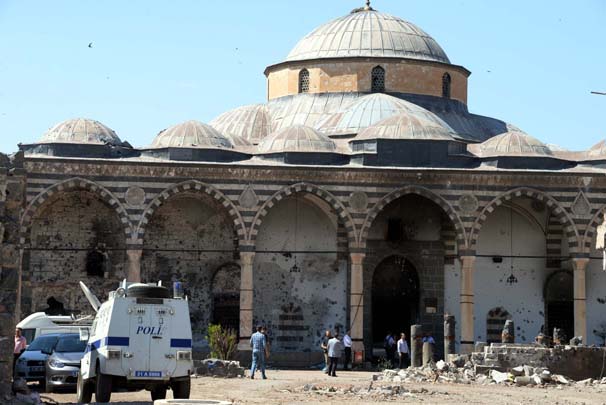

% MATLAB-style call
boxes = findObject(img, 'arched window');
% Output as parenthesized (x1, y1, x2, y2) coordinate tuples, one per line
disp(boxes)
(486, 307, 511, 344)
(371, 66, 385, 93)
(299, 69, 310, 93)
(442, 73, 451, 98)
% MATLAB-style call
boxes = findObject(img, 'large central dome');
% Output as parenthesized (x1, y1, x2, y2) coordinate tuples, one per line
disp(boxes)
(286, 8, 450, 64)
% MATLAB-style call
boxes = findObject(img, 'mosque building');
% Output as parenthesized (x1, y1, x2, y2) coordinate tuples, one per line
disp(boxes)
(3, 1, 606, 365)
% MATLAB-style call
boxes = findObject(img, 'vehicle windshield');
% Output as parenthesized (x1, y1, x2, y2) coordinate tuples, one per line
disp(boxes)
(54, 335, 87, 353)
(26, 335, 59, 352)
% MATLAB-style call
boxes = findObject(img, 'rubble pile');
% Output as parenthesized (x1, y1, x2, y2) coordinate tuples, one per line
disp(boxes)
(297, 382, 437, 401)
(194, 359, 246, 378)
(377, 358, 606, 388)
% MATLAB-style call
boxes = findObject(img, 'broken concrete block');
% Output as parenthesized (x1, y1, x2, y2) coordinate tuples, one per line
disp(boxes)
(491, 370, 510, 384)
(511, 366, 524, 376)
(523, 365, 534, 377)
(450, 355, 467, 368)
(436, 360, 448, 371)
(552, 374, 570, 384)
(576, 378, 593, 385)
(514, 376, 534, 386)
(540, 370, 552, 382)
(531, 374, 543, 385)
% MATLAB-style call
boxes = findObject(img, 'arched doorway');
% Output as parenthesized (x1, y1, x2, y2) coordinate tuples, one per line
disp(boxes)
(544, 270, 573, 340)
(211, 263, 241, 333)
(372, 256, 420, 344)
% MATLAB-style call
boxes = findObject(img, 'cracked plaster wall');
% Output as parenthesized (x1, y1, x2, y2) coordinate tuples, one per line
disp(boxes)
(141, 194, 235, 349)
(253, 197, 346, 352)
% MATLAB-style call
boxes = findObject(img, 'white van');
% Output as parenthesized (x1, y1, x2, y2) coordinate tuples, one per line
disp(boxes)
(77, 280, 193, 403)
(17, 312, 93, 343)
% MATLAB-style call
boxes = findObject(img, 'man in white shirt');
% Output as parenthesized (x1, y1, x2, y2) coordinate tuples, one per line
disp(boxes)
(397, 332, 409, 369)
(343, 330, 352, 370)
(327, 332, 344, 377)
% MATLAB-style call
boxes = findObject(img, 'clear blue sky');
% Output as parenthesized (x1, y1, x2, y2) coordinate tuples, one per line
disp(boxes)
(0, 0, 604, 153)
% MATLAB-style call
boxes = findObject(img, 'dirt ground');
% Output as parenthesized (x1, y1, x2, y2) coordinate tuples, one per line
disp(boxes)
(42, 370, 606, 404)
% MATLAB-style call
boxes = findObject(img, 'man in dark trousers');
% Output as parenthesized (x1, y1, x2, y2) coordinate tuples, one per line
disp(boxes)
(343, 330, 352, 370)
(327, 331, 343, 377)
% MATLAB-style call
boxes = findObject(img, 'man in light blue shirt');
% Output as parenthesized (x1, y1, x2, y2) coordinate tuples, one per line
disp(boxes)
(250, 325, 267, 379)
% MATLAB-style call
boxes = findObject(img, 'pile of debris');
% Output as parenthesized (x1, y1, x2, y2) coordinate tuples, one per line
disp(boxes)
(297, 382, 437, 401)
(194, 359, 246, 378)
(377, 358, 606, 388)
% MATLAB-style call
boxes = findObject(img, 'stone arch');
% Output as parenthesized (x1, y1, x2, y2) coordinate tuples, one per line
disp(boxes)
(20, 177, 132, 246)
(468, 188, 579, 254)
(248, 182, 358, 247)
(581, 205, 606, 254)
(137, 180, 247, 244)
(359, 186, 467, 251)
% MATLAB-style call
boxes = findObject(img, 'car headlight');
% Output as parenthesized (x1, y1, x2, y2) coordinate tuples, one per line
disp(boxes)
(49, 360, 65, 368)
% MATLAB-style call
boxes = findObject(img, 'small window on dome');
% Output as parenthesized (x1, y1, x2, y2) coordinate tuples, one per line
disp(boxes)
(299, 69, 310, 93)
(371, 66, 385, 93)
(442, 73, 451, 99)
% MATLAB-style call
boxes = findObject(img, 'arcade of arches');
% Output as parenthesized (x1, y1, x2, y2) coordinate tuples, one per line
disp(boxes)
(16, 185, 605, 361)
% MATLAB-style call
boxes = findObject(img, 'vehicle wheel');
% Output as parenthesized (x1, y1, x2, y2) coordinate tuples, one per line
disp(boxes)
(76, 371, 93, 404)
(172, 377, 191, 399)
(95, 365, 112, 403)
(151, 385, 167, 401)
(127, 284, 171, 299)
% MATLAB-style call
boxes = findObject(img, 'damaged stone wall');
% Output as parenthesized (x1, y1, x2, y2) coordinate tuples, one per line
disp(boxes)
(586, 231, 606, 346)
(0, 152, 25, 399)
(22, 190, 127, 316)
(253, 196, 347, 353)
(473, 199, 558, 343)
(364, 195, 447, 357)
(141, 194, 235, 349)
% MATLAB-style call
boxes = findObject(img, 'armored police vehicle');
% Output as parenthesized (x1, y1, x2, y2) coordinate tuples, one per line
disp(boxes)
(77, 280, 193, 403)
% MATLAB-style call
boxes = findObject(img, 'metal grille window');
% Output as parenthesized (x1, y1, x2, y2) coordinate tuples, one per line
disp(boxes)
(371, 66, 385, 93)
(299, 69, 310, 93)
(442, 73, 451, 98)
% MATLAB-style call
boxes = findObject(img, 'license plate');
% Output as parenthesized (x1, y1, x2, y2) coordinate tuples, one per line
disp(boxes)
(135, 371, 162, 377)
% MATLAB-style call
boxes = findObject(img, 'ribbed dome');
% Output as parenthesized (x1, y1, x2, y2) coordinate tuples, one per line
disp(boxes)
(316, 93, 453, 136)
(476, 129, 552, 157)
(356, 112, 456, 141)
(286, 8, 449, 64)
(40, 118, 121, 144)
(151, 120, 233, 149)
(210, 104, 272, 144)
(258, 125, 337, 154)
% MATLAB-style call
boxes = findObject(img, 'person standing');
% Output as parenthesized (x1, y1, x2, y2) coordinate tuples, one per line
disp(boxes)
(320, 330, 331, 373)
(343, 330, 352, 371)
(384, 331, 396, 367)
(249, 325, 267, 380)
(327, 332, 343, 377)
(13, 328, 27, 376)
(397, 332, 409, 369)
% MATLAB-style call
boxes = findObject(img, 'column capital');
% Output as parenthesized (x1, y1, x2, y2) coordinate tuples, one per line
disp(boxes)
(350, 252, 366, 265)
(239, 251, 256, 266)
(571, 257, 590, 271)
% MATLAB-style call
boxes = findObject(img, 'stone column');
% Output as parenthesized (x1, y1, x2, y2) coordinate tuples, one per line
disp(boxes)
(459, 256, 476, 354)
(572, 258, 589, 343)
(238, 252, 255, 349)
(349, 252, 365, 361)
(444, 314, 456, 359)
(126, 249, 143, 282)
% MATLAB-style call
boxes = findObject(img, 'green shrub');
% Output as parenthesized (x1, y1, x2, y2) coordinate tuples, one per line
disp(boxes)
(207, 324, 238, 360)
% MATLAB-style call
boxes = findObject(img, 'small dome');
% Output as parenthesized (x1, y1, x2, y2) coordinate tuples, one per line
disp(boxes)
(151, 120, 233, 149)
(316, 93, 453, 136)
(210, 104, 272, 144)
(587, 140, 606, 158)
(258, 125, 337, 154)
(40, 118, 121, 145)
(476, 129, 552, 157)
(286, 9, 449, 64)
(356, 112, 456, 141)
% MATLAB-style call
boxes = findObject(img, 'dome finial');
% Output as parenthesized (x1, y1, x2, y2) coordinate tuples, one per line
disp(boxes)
(364, 0, 373, 10)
